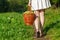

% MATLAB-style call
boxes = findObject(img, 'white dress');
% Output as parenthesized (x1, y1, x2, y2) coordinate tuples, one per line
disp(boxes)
(31, 0, 51, 10)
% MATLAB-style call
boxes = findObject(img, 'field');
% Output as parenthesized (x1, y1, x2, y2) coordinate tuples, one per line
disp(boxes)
(0, 8, 60, 40)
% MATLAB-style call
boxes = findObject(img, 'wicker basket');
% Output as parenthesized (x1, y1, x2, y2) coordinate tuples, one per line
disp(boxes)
(23, 6, 35, 26)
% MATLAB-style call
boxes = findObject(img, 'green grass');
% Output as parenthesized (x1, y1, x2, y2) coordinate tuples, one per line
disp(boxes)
(44, 8, 60, 40)
(0, 8, 60, 40)
(0, 12, 34, 40)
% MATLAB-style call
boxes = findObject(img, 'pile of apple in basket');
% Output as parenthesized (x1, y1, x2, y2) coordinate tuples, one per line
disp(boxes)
(23, 6, 36, 26)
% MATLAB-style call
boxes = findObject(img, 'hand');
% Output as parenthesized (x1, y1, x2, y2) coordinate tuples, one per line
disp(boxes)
(28, 2, 31, 6)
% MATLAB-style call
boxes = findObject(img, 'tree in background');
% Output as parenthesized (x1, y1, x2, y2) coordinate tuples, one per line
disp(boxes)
(6, 0, 28, 12)
(0, 0, 9, 12)
(0, 0, 28, 12)
(0, 0, 59, 12)
(51, 0, 60, 8)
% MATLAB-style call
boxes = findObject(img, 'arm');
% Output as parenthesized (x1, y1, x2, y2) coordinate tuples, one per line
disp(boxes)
(28, 0, 32, 6)
(29, 0, 32, 3)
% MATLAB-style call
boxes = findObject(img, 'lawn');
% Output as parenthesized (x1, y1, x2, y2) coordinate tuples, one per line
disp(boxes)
(0, 8, 60, 40)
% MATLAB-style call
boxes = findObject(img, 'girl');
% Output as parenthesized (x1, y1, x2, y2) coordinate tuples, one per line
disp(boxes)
(28, 0, 51, 38)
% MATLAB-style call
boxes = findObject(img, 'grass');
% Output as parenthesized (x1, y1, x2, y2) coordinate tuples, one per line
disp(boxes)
(0, 12, 34, 40)
(0, 8, 60, 40)
(44, 8, 60, 40)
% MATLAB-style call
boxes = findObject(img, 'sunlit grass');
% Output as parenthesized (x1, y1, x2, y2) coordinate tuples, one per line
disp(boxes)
(0, 8, 60, 40)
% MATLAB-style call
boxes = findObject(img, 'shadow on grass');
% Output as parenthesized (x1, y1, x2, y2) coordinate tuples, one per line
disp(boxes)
(44, 20, 60, 36)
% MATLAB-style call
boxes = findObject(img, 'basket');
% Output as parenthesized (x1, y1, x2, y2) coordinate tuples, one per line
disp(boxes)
(23, 6, 35, 26)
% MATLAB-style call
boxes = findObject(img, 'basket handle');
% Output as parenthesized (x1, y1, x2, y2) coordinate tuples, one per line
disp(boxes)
(27, 6, 31, 11)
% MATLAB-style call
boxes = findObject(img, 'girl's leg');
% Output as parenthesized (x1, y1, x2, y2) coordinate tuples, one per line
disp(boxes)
(34, 10, 40, 37)
(34, 10, 40, 32)
(39, 9, 45, 37)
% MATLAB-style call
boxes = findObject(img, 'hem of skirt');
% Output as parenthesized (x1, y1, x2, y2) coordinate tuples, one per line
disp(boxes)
(31, 6, 51, 11)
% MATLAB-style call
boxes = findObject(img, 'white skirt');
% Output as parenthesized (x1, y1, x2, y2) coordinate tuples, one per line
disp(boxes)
(31, 0, 51, 10)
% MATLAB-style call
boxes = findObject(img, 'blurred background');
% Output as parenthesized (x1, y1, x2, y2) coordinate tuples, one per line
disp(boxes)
(0, 0, 60, 12)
